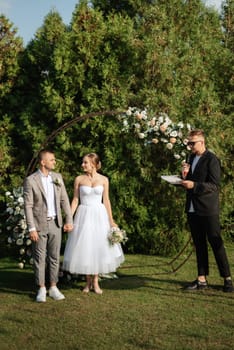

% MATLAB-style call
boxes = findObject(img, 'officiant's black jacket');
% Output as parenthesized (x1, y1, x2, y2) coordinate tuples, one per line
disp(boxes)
(185, 150, 221, 216)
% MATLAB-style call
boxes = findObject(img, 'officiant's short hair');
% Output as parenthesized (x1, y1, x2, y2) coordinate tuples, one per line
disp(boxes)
(188, 129, 205, 139)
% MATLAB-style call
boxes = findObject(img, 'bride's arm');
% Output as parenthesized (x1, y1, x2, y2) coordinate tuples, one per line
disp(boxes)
(70, 176, 80, 216)
(102, 177, 117, 227)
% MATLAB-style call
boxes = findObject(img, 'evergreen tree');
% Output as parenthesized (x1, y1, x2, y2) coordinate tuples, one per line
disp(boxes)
(218, 0, 234, 237)
(0, 15, 23, 99)
(12, 10, 69, 163)
(0, 15, 23, 200)
(220, 0, 234, 113)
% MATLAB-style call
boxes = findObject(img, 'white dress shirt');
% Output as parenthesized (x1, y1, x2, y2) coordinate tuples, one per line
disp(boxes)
(39, 170, 57, 218)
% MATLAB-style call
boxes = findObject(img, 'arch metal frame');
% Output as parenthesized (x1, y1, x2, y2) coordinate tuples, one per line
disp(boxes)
(26, 110, 193, 275)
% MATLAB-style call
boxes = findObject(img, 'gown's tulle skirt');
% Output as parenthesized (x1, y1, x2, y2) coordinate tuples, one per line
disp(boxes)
(63, 203, 124, 275)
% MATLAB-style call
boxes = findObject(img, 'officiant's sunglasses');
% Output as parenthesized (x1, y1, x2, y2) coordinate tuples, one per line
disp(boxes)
(187, 140, 203, 147)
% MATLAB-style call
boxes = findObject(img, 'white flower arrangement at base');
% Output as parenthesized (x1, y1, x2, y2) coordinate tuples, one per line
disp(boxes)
(108, 226, 128, 245)
(1, 187, 33, 269)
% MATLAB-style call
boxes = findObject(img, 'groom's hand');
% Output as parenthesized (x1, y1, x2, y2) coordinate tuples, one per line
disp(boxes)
(63, 223, 73, 232)
(29, 231, 39, 242)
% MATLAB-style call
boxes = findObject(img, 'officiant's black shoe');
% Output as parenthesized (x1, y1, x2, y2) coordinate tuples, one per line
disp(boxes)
(223, 279, 234, 293)
(184, 279, 208, 291)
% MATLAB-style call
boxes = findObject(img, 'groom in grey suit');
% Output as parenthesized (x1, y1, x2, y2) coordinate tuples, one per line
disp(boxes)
(24, 149, 73, 302)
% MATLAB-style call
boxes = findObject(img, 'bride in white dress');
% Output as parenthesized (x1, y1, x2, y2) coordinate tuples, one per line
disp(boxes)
(63, 153, 124, 294)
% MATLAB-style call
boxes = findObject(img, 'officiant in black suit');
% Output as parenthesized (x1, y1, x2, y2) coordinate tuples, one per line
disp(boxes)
(181, 129, 233, 292)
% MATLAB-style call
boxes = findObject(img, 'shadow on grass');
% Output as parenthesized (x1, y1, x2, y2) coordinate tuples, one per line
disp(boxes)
(62, 271, 187, 294)
(98, 273, 234, 302)
(59, 270, 184, 292)
(0, 268, 34, 298)
(102, 273, 180, 290)
(59, 266, 228, 294)
(0, 262, 232, 304)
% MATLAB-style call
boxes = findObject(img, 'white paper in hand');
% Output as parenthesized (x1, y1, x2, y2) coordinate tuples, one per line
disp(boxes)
(161, 175, 182, 185)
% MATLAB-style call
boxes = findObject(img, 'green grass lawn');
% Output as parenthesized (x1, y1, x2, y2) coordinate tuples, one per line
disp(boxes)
(0, 245, 234, 350)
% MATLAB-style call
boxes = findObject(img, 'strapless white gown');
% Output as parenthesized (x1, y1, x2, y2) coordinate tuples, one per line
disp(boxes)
(63, 185, 124, 274)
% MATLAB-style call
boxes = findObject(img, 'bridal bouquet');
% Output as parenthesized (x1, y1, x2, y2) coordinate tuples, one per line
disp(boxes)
(108, 226, 128, 246)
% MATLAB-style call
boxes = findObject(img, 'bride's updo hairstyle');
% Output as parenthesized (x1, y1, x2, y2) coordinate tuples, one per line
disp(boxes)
(86, 153, 101, 170)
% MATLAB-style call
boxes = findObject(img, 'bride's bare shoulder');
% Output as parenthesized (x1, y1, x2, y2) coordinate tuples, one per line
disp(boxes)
(74, 174, 86, 183)
(99, 174, 109, 183)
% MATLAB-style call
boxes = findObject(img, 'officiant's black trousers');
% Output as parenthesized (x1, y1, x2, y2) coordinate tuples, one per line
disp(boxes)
(187, 214, 231, 278)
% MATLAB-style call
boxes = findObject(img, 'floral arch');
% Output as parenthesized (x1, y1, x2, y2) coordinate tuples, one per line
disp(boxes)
(3, 107, 193, 271)
(26, 107, 192, 174)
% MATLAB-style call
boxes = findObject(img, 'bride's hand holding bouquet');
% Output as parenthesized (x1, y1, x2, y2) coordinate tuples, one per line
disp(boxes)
(108, 225, 128, 246)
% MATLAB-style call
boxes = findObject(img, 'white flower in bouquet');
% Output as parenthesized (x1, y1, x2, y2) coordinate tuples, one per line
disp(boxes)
(108, 227, 128, 245)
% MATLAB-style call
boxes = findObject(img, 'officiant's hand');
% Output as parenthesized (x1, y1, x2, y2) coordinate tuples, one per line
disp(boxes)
(181, 180, 194, 189)
(181, 162, 190, 179)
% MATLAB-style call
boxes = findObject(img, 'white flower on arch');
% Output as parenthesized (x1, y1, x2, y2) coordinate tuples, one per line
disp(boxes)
(119, 107, 191, 162)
